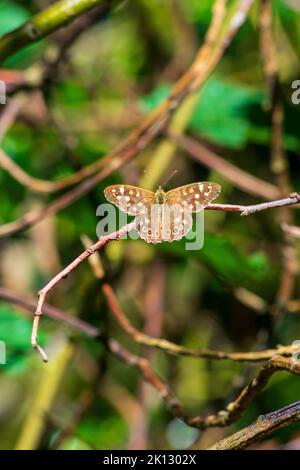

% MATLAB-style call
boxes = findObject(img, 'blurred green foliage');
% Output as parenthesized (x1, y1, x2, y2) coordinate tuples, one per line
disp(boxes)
(0, 0, 300, 451)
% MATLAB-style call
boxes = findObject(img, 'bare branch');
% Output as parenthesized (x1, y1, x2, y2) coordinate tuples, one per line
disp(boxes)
(258, 0, 297, 319)
(1, 285, 298, 365)
(0, 0, 113, 63)
(169, 132, 280, 200)
(29, 189, 300, 362)
(2, 285, 300, 435)
(102, 282, 298, 362)
(209, 401, 300, 450)
(31, 222, 135, 362)
(0, 0, 254, 237)
(0, 286, 101, 338)
(206, 193, 300, 216)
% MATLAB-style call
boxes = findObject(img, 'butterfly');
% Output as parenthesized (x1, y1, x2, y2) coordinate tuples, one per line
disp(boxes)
(104, 182, 221, 243)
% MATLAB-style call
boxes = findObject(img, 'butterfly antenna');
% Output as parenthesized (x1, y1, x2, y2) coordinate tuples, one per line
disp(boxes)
(160, 170, 178, 189)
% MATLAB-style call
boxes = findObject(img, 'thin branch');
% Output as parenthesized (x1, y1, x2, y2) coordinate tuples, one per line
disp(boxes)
(29, 191, 300, 361)
(259, 0, 297, 319)
(1, 190, 299, 241)
(41, 3, 112, 89)
(282, 223, 300, 239)
(0, 6, 112, 194)
(1, 285, 298, 364)
(0, 0, 254, 237)
(102, 282, 298, 362)
(187, 356, 300, 429)
(106, 339, 183, 419)
(107, 344, 300, 430)
(98, 281, 300, 432)
(270, 86, 297, 314)
(169, 132, 280, 200)
(0, 286, 101, 338)
(0, 98, 58, 192)
(0, 0, 112, 63)
(206, 193, 300, 216)
(139, 0, 228, 191)
(259, 0, 277, 103)
(31, 222, 135, 362)
(209, 401, 300, 450)
(0, 148, 60, 193)
(0, 95, 25, 139)
(3, 286, 300, 434)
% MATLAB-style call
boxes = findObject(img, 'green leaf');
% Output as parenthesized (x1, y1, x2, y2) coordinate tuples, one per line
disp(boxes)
(0, 1, 29, 35)
(0, 1, 45, 67)
(141, 83, 171, 112)
(0, 305, 32, 350)
(158, 231, 273, 294)
(189, 78, 265, 148)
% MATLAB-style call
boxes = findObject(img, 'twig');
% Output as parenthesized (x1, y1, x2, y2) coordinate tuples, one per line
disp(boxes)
(209, 401, 300, 450)
(102, 282, 298, 361)
(1, 285, 298, 364)
(0, 149, 60, 193)
(206, 193, 300, 216)
(2, 285, 300, 435)
(0, 98, 58, 192)
(102, 282, 300, 431)
(0, 286, 101, 338)
(107, 342, 300, 430)
(31, 222, 135, 362)
(0, 4, 110, 195)
(259, 0, 277, 103)
(0, 0, 254, 237)
(170, 132, 280, 200)
(29, 191, 300, 361)
(1, 189, 299, 240)
(0, 0, 113, 63)
(282, 223, 300, 239)
(260, 0, 297, 317)
(106, 339, 183, 419)
(0, 95, 25, 139)
(139, 0, 228, 191)
(271, 86, 296, 315)
(41, 3, 111, 89)
(187, 356, 300, 429)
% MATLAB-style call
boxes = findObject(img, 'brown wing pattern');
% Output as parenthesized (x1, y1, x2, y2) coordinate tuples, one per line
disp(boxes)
(135, 204, 193, 244)
(104, 185, 155, 215)
(166, 182, 221, 212)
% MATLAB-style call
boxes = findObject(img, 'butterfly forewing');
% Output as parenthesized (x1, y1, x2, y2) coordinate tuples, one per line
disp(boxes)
(104, 185, 155, 215)
(166, 182, 221, 212)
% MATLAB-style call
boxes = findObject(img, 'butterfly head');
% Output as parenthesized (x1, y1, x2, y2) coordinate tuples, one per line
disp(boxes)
(155, 185, 166, 204)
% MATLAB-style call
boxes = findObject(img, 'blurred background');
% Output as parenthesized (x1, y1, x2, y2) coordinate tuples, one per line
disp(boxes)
(0, 0, 300, 450)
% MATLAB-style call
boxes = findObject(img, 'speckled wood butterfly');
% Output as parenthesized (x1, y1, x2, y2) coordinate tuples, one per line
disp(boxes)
(104, 182, 221, 243)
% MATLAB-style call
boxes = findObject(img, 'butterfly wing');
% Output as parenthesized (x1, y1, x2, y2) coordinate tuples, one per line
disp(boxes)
(104, 185, 156, 215)
(166, 182, 221, 212)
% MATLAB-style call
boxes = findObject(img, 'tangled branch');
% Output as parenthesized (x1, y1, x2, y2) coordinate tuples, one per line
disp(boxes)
(0, 0, 114, 63)
(0, 0, 254, 238)
(209, 401, 300, 450)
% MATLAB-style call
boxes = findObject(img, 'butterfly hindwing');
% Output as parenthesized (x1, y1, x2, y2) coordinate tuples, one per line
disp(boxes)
(135, 202, 194, 243)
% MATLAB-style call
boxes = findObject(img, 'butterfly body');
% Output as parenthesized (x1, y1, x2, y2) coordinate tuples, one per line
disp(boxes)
(104, 182, 221, 243)
(154, 186, 167, 204)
